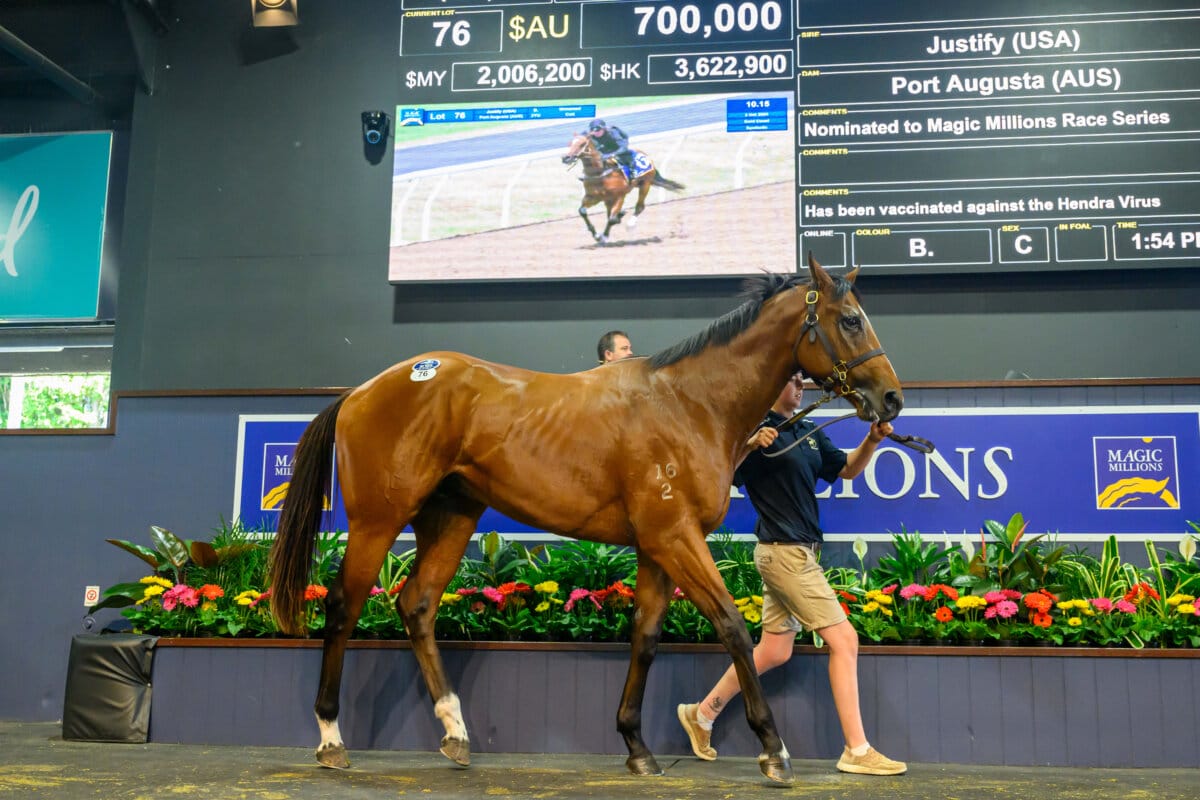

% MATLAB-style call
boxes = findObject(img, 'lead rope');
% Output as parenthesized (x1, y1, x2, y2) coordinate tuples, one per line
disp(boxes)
(760, 390, 935, 458)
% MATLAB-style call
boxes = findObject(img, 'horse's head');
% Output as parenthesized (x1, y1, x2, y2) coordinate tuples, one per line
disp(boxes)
(795, 254, 904, 423)
(561, 134, 596, 166)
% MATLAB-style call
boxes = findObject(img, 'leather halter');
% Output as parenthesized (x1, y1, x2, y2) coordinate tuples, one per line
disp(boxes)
(794, 287, 887, 397)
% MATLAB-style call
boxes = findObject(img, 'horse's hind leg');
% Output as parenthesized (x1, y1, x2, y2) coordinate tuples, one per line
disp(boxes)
(399, 493, 483, 767)
(632, 175, 653, 217)
(617, 552, 674, 776)
(315, 521, 399, 768)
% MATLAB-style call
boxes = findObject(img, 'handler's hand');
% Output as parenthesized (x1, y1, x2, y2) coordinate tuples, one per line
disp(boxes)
(868, 421, 894, 443)
(746, 426, 780, 449)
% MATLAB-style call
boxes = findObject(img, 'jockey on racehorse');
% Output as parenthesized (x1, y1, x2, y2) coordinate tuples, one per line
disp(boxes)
(585, 118, 638, 180)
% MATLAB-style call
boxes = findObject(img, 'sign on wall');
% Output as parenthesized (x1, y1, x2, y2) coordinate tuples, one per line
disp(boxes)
(235, 406, 1199, 541)
(0, 132, 113, 322)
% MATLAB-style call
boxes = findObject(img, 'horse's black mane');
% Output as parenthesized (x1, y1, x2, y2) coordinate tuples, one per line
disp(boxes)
(647, 270, 855, 370)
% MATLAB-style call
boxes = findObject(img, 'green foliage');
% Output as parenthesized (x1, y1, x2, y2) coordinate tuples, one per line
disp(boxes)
(8, 374, 109, 429)
(94, 518, 1200, 648)
(869, 527, 957, 587)
(709, 531, 761, 598)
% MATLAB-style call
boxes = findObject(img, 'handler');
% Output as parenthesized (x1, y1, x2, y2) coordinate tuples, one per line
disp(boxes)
(676, 372, 907, 776)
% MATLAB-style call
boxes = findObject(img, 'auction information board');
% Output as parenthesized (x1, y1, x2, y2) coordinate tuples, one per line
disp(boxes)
(798, 0, 1200, 273)
(390, 0, 1200, 280)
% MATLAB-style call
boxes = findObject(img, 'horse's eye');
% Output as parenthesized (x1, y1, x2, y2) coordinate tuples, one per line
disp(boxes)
(841, 315, 863, 332)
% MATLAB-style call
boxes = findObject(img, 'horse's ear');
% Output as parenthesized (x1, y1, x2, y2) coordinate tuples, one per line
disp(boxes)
(807, 252, 833, 291)
(845, 264, 860, 285)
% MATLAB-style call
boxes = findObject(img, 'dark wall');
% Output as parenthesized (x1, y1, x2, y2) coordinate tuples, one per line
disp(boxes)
(108, 1, 1200, 390)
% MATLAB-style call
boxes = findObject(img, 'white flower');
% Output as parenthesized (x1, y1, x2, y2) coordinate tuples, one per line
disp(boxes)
(1180, 535, 1197, 563)
(852, 537, 868, 561)
(960, 533, 976, 562)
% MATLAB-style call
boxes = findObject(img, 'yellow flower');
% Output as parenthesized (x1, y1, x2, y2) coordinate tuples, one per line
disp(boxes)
(1068, 617, 1082, 627)
(235, 590, 261, 606)
(535, 601, 550, 613)
(201, 601, 216, 613)
(955, 595, 987, 610)
(140, 576, 173, 588)
(743, 609, 762, 624)
(751, 594, 763, 606)
(1056, 600, 1074, 611)
(440, 593, 462, 605)
(880, 606, 893, 617)
(139, 585, 165, 604)
(863, 601, 880, 613)
(1167, 593, 1195, 606)
(534, 581, 559, 595)
(1177, 603, 1196, 615)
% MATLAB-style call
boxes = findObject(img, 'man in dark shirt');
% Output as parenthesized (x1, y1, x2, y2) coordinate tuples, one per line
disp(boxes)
(677, 372, 907, 776)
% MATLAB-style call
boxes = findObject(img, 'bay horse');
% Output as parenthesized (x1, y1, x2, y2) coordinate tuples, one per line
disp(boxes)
(560, 134, 685, 244)
(268, 256, 903, 784)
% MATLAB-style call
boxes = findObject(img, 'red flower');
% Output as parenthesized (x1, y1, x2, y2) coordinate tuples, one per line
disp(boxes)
(1032, 612, 1052, 628)
(199, 584, 224, 601)
(880, 584, 899, 595)
(837, 590, 857, 602)
(1123, 582, 1160, 604)
(304, 584, 328, 601)
(1023, 592, 1051, 613)
(388, 576, 408, 596)
(934, 606, 954, 623)
(925, 584, 959, 602)
(497, 582, 532, 596)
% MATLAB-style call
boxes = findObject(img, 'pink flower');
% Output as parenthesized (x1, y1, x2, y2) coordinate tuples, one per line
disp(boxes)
(984, 606, 998, 619)
(1090, 597, 1113, 612)
(1002, 589, 1022, 601)
(369, 587, 385, 596)
(161, 584, 199, 611)
(900, 583, 928, 600)
(984, 591, 1007, 604)
(564, 587, 600, 612)
(1115, 599, 1137, 614)
(456, 587, 479, 596)
(482, 587, 504, 606)
(995, 600, 1019, 619)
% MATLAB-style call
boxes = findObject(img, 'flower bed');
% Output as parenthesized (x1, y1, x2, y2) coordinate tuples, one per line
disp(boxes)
(93, 515, 1200, 648)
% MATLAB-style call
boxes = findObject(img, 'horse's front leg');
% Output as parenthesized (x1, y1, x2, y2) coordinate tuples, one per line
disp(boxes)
(617, 553, 675, 776)
(402, 496, 482, 766)
(578, 202, 598, 239)
(650, 535, 793, 784)
(314, 524, 397, 769)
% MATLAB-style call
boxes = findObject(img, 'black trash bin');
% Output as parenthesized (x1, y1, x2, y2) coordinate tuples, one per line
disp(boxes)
(62, 633, 157, 742)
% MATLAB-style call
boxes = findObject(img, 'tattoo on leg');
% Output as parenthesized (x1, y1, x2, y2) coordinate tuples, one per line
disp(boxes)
(709, 697, 724, 713)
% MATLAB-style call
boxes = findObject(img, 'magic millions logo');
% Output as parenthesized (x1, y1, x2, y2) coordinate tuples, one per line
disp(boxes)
(1093, 436, 1180, 509)
(259, 443, 334, 512)
(261, 443, 296, 510)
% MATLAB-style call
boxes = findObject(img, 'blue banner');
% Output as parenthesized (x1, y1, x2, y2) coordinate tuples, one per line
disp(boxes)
(236, 407, 1200, 541)
(0, 132, 113, 321)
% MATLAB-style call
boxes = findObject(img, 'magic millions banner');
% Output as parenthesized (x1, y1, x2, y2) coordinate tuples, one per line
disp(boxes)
(235, 407, 1199, 541)
(0, 132, 112, 321)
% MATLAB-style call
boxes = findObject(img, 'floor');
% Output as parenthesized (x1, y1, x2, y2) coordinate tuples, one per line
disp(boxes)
(2, 721, 1197, 800)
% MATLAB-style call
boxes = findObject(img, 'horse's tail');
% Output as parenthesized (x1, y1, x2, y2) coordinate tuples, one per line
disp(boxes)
(268, 391, 349, 635)
(653, 174, 686, 192)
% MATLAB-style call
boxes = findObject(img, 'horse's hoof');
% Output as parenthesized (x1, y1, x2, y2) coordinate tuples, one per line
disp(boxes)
(440, 735, 471, 767)
(625, 754, 663, 776)
(316, 742, 349, 770)
(626, 215, 638, 229)
(758, 753, 793, 784)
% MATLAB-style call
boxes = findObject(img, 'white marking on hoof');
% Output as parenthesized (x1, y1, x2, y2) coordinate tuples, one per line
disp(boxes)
(317, 715, 344, 751)
(626, 214, 638, 229)
(435, 693, 469, 743)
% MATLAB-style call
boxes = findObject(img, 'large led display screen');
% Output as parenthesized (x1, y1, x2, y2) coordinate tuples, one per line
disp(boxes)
(389, 0, 1200, 280)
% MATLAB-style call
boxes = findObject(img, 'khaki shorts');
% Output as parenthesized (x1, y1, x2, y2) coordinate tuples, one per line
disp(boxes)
(755, 542, 847, 634)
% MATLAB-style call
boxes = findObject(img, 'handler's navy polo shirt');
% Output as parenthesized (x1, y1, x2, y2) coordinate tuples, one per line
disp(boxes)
(733, 410, 848, 546)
